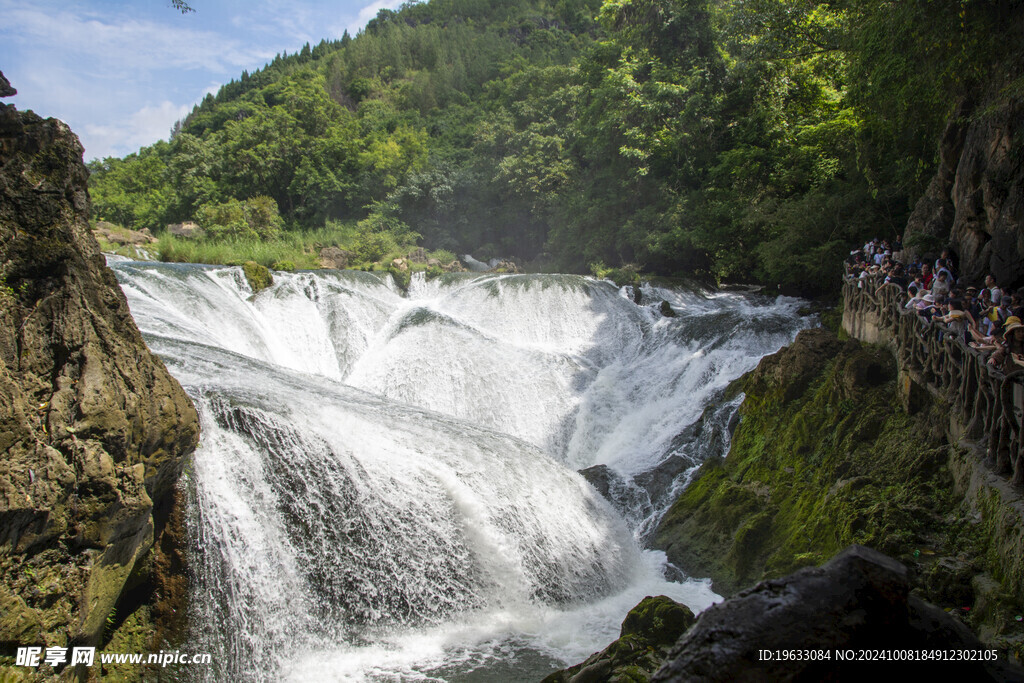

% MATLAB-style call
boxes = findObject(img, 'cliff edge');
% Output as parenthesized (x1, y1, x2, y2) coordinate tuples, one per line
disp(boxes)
(0, 95, 199, 652)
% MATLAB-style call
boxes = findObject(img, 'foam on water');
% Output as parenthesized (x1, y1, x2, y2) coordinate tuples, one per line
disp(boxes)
(112, 262, 809, 681)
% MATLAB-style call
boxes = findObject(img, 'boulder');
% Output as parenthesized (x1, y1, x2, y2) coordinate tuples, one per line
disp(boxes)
(241, 260, 273, 293)
(0, 102, 199, 648)
(652, 545, 1023, 681)
(165, 220, 204, 239)
(543, 596, 696, 683)
(318, 246, 352, 269)
(492, 259, 520, 273)
(93, 221, 157, 246)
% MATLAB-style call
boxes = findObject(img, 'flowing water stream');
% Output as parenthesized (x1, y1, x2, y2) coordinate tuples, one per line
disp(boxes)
(110, 261, 809, 681)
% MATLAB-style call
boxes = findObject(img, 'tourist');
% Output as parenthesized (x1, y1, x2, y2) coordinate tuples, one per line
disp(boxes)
(905, 287, 925, 309)
(921, 263, 934, 290)
(985, 275, 1003, 305)
(931, 270, 952, 298)
(988, 317, 1024, 373)
(940, 299, 975, 344)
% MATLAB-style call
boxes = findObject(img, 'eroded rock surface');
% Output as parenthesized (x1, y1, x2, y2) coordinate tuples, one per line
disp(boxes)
(0, 101, 199, 649)
(905, 97, 1024, 290)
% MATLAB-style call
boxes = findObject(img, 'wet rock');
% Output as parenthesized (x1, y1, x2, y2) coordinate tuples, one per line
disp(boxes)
(652, 546, 1023, 681)
(579, 464, 617, 500)
(242, 260, 273, 293)
(660, 300, 676, 317)
(745, 327, 845, 403)
(543, 596, 696, 683)
(492, 259, 520, 273)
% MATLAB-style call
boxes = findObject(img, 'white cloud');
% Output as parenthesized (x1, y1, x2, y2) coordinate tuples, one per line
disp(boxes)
(83, 100, 192, 160)
(2, 2, 269, 75)
(0, 0, 420, 160)
(347, 0, 406, 35)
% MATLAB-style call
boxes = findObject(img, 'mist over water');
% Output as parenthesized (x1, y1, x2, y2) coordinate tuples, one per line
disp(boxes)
(113, 262, 809, 681)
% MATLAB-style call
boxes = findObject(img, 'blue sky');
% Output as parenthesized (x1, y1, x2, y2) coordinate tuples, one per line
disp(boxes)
(1, 0, 405, 160)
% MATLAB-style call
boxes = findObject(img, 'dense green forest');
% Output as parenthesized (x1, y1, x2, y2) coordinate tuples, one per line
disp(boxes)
(87, 0, 1023, 294)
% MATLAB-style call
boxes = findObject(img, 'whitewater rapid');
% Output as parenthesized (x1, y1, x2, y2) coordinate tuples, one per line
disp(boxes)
(112, 262, 809, 681)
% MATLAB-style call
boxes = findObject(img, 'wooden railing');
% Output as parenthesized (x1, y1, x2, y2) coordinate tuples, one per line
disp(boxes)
(843, 276, 1024, 489)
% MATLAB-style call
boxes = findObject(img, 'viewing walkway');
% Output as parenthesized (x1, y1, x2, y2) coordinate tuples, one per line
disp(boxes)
(842, 276, 1023, 490)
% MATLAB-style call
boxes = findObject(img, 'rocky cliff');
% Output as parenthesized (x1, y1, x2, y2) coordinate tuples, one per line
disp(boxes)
(651, 325, 1024, 657)
(0, 94, 199, 653)
(904, 95, 1024, 289)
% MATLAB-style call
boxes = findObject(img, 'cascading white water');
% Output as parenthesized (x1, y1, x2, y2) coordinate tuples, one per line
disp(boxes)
(112, 262, 810, 681)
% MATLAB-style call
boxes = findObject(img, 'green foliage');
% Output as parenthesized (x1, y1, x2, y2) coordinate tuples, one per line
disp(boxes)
(196, 196, 285, 240)
(88, 0, 1022, 295)
(428, 248, 456, 264)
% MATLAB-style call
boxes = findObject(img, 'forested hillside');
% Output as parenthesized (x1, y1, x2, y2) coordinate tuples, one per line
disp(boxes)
(88, 0, 1023, 294)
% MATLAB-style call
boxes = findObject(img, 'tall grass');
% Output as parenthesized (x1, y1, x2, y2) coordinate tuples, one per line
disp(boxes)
(156, 222, 455, 272)
(157, 233, 320, 269)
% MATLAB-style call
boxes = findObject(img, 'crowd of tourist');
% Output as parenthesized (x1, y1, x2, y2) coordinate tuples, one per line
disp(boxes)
(846, 237, 1024, 375)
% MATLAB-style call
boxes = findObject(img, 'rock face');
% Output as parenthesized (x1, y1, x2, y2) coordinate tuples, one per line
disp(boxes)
(0, 71, 15, 98)
(0, 102, 199, 649)
(904, 97, 1024, 290)
(652, 545, 1023, 682)
(652, 328, 961, 597)
(543, 596, 696, 683)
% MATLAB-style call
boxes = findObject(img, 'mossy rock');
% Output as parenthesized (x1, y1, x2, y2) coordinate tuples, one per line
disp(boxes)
(387, 265, 412, 292)
(543, 596, 695, 682)
(619, 595, 695, 647)
(654, 328, 966, 600)
(241, 260, 273, 293)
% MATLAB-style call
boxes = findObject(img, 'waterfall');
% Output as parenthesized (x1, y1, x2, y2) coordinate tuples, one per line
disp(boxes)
(113, 263, 809, 681)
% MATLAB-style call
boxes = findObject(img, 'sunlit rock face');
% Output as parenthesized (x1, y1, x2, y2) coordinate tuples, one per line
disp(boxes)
(0, 99, 198, 648)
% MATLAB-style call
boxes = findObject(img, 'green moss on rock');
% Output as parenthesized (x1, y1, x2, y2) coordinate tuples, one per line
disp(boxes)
(242, 260, 273, 293)
(654, 328, 957, 597)
(542, 596, 695, 682)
